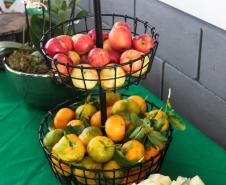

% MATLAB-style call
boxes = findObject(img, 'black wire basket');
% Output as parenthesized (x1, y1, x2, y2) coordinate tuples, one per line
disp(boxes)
(40, 14, 159, 94)
(39, 94, 173, 185)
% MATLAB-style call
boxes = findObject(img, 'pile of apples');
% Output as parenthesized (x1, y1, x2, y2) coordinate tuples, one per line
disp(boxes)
(44, 21, 155, 90)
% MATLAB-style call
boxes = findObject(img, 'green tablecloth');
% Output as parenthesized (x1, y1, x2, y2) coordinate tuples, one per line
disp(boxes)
(0, 71, 226, 185)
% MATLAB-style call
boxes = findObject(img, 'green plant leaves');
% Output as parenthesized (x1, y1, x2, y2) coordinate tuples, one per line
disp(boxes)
(147, 131, 167, 149)
(0, 41, 24, 50)
(152, 115, 166, 131)
(168, 115, 186, 131)
(129, 126, 145, 141)
(76, 10, 88, 19)
(29, 13, 62, 50)
(123, 113, 142, 127)
(113, 150, 139, 167)
(64, 125, 85, 135)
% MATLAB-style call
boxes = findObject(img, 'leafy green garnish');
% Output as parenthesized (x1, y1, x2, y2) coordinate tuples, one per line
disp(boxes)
(113, 150, 139, 167)
(64, 125, 85, 135)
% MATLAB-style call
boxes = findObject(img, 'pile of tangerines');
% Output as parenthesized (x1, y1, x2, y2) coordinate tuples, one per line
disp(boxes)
(43, 92, 185, 184)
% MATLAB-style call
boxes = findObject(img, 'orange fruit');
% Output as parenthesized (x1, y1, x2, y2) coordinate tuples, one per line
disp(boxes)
(105, 92, 121, 106)
(128, 95, 147, 114)
(105, 115, 126, 142)
(79, 126, 103, 146)
(121, 140, 145, 161)
(149, 110, 169, 132)
(90, 106, 112, 127)
(127, 99, 141, 115)
(54, 108, 75, 129)
(44, 129, 64, 151)
(73, 156, 102, 185)
(103, 160, 123, 183)
(51, 153, 71, 176)
(75, 103, 97, 121)
(144, 146, 160, 162)
(52, 134, 85, 162)
(67, 119, 83, 126)
(87, 136, 115, 163)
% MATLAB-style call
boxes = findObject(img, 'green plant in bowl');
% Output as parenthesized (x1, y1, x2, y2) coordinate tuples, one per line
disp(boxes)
(0, 0, 88, 109)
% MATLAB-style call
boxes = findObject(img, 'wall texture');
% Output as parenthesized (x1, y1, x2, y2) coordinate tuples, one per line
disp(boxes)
(77, 0, 226, 149)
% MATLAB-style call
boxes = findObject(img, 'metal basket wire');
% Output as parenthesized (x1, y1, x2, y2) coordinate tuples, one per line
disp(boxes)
(40, 14, 159, 94)
(39, 94, 173, 185)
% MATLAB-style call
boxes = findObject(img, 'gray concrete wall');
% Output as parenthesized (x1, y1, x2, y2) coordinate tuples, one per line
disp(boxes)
(78, 0, 226, 149)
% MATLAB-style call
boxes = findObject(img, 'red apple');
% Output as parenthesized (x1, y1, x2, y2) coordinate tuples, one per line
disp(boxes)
(44, 38, 67, 57)
(108, 50, 121, 64)
(120, 49, 144, 73)
(109, 23, 132, 51)
(132, 34, 154, 53)
(132, 56, 150, 77)
(72, 34, 94, 55)
(68, 51, 80, 65)
(52, 53, 73, 74)
(71, 64, 98, 89)
(56, 35, 74, 51)
(44, 35, 73, 57)
(80, 54, 89, 64)
(88, 29, 109, 43)
(103, 39, 112, 51)
(113, 22, 131, 32)
(88, 48, 110, 67)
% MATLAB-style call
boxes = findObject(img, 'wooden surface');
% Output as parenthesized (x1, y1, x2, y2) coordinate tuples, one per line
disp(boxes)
(0, 13, 25, 36)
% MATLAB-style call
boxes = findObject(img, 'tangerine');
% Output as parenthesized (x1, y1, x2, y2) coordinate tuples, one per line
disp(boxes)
(54, 108, 75, 129)
(52, 134, 85, 162)
(87, 136, 115, 163)
(90, 106, 112, 127)
(67, 119, 83, 126)
(105, 115, 126, 142)
(121, 140, 145, 161)
(79, 126, 103, 146)
(74, 156, 102, 185)
(149, 110, 169, 132)
(128, 95, 147, 114)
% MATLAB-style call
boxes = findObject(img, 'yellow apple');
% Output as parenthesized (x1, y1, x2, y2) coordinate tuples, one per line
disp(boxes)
(71, 64, 98, 89)
(100, 63, 126, 89)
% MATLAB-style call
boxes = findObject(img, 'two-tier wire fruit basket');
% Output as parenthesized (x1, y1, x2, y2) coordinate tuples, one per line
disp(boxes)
(37, 0, 173, 184)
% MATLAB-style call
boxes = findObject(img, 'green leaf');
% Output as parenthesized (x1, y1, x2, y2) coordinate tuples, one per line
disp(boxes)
(75, 10, 88, 19)
(69, 141, 76, 148)
(61, 0, 67, 11)
(125, 125, 136, 140)
(123, 113, 142, 128)
(152, 117, 165, 131)
(166, 99, 172, 111)
(69, 0, 80, 7)
(151, 131, 167, 142)
(0, 41, 24, 50)
(144, 137, 152, 150)
(129, 126, 142, 139)
(113, 150, 139, 167)
(147, 131, 167, 149)
(58, 9, 67, 22)
(29, 14, 63, 50)
(129, 126, 145, 141)
(83, 120, 90, 127)
(169, 115, 186, 131)
(121, 142, 132, 154)
(64, 125, 85, 135)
